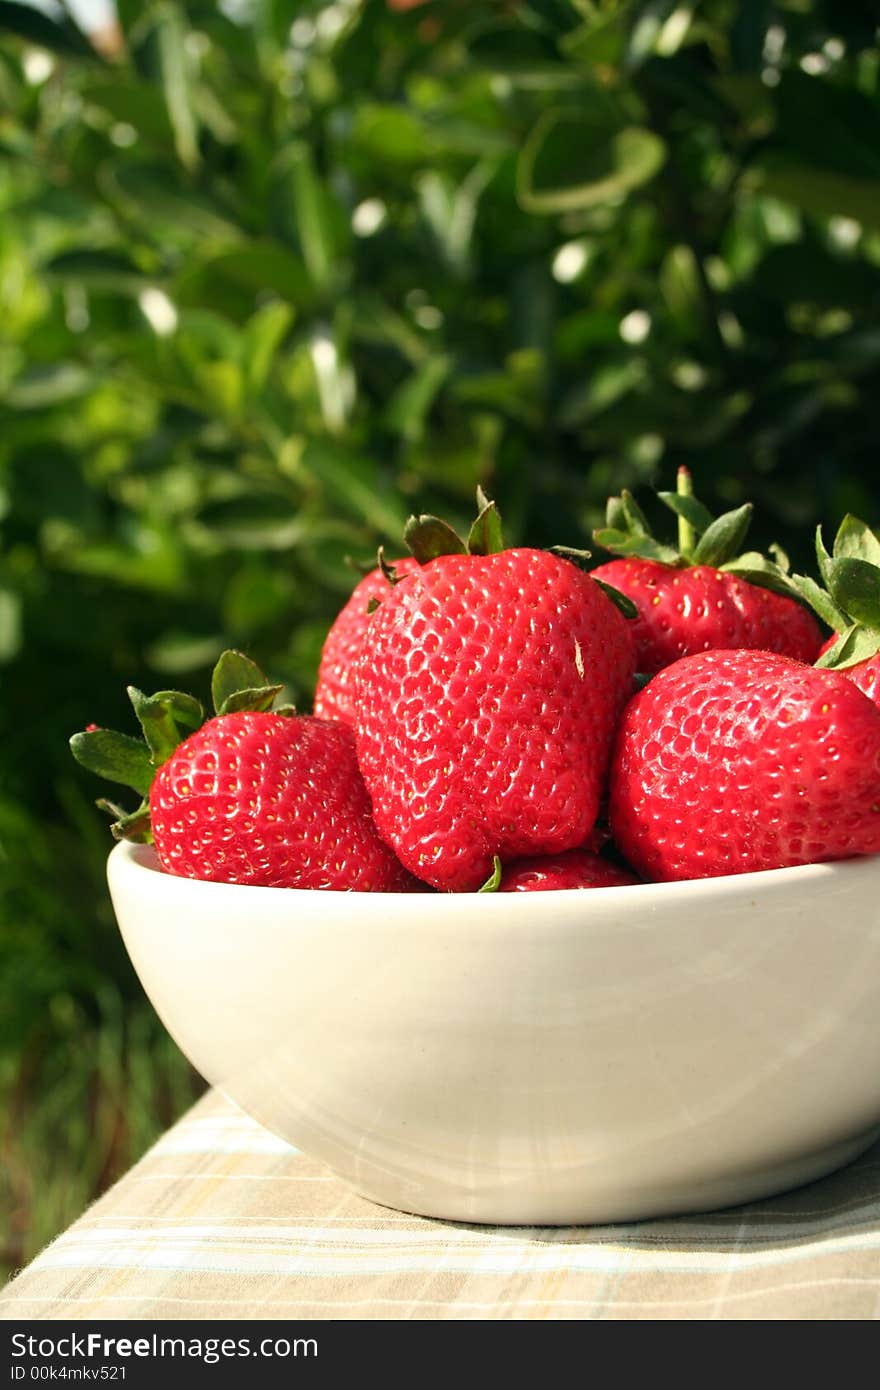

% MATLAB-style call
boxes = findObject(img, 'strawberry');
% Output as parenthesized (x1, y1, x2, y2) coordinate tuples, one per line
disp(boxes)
(71, 650, 415, 892)
(590, 469, 822, 675)
(355, 493, 637, 892)
(314, 556, 420, 725)
(788, 514, 880, 708)
(499, 849, 639, 892)
(610, 649, 880, 882)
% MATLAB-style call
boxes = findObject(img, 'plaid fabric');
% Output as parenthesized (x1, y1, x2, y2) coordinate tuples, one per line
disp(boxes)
(4, 1089, 880, 1320)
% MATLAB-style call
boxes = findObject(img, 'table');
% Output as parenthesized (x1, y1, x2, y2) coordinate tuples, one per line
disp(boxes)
(3, 1089, 880, 1319)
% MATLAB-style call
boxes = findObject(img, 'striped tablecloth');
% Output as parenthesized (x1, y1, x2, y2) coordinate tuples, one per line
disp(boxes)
(3, 1089, 880, 1320)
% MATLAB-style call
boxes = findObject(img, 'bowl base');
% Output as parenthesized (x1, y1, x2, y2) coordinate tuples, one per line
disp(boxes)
(346, 1126, 880, 1227)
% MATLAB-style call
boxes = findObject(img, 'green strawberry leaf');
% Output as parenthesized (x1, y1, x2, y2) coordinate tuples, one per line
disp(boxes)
(823, 557, 880, 630)
(377, 546, 401, 585)
(467, 497, 505, 556)
(69, 728, 154, 797)
(478, 855, 502, 893)
(620, 489, 651, 537)
(550, 544, 592, 568)
(789, 573, 850, 631)
(720, 554, 804, 601)
(769, 542, 791, 574)
(475, 484, 492, 513)
(128, 686, 203, 765)
(815, 623, 880, 670)
(404, 513, 467, 563)
(605, 495, 628, 530)
(100, 798, 153, 844)
(592, 577, 639, 618)
(218, 684, 284, 716)
(211, 649, 272, 716)
(833, 514, 880, 567)
(815, 525, 836, 590)
(657, 491, 714, 536)
(691, 503, 753, 567)
(593, 527, 680, 564)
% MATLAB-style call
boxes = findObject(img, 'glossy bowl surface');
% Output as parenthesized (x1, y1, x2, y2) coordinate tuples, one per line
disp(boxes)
(109, 841, 880, 1223)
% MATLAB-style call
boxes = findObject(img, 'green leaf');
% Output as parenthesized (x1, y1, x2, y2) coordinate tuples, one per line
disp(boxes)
(155, 3, 200, 171)
(833, 515, 880, 568)
(70, 729, 154, 798)
(0, 587, 21, 663)
(789, 574, 849, 632)
(279, 142, 339, 291)
(659, 243, 702, 336)
(218, 684, 283, 716)
(100, 799, 153, 844)
(691, 504, 753, 567)
(127, 686, 203, 764)
(562, 9, 630, 68)
(815, 526, 836, 591)
(606, 495, 628, 530)
(0, 0, 95, 58)
(620, 489, 651, 536)
(192, 496, 305, 550)
(815, 624, 880, 671)
(175, 243, 313, 311)
(558, 359, 646, 426)
(775, 72, 880, 182)
(467, 498, 504, 556)
(302, 441, 408, 540)
(44, 250, 147, 295)
(518, 109, 666, 213)
(377, 547, 400, 587)
(81, 77, 175, 148)
(591, 577, 639, 619)
(385, 356, 451, 442)
(243, 301, 294, 392)
(592, 528, 680, 564)
(769, 543, 791, 574)
(404, 515, 468, 564)
(107, 165, 240, 241)
(753, 154, 880, 233)
(211, 649, 271, 716)
(550, 545, 592, 569)
(822, 557, 880, 631)
(5, 363, 94, 409)
(719, 555, 801, 601)
(657, 491, 714, 536)
(478, 856, 502, 893)
(353, 104, 429, 165)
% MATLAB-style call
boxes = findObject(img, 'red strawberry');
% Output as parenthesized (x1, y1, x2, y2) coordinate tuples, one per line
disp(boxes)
(592, 558, 822, 675)
(816, 634, 880, 705)
(610, 649, 880, 882)
(590, 469, 822, 675)
(792, 515, 880, 709)
(500, 849, 638, 892)
(355, 496, 636, 892)
(150, 713, 414, 890)
(837, 653, 880, 704)
(314, 556, 420, 725)
(71, 650, 415, 892)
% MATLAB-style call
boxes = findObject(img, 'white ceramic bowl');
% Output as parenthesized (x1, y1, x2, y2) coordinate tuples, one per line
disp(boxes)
(108, 841, 880, 1225)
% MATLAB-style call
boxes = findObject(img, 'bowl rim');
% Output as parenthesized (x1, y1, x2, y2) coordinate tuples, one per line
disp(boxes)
(108, 839, 880, 909)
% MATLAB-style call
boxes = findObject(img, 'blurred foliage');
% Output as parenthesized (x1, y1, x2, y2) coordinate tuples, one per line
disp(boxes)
(2, 0, 880, 1275)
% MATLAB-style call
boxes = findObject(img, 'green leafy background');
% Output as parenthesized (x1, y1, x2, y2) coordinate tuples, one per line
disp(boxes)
(2, 0, 880, 1275)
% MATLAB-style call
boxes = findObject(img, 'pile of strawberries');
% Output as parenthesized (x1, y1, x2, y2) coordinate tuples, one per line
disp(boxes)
(72, 473, 880, 894)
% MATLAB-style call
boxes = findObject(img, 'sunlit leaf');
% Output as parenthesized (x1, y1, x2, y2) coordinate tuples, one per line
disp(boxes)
(518, 109, 666, 212)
